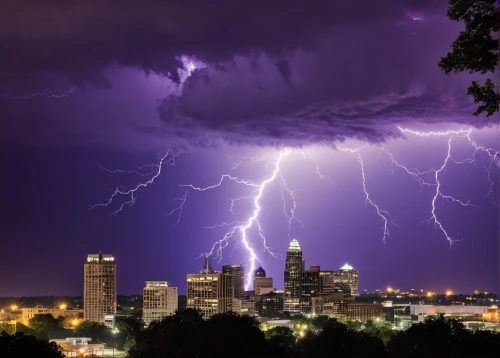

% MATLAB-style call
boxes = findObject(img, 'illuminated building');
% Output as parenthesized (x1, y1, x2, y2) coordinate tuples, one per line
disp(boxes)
(49, 338, 105, 357)
(300, 269, 320, 310)
(334, 263, 359, 296)
(311, 294, 381, 321)
(187, 256, 233, 319)
(284, 239, 304, 313)
(223, 264, 245, 300)
(254, 266, 266, 278)
(142, 281, 178, 325)
(255, 277, 274, 296)
(21, 307, 83, 326)
(319, 271, 336, 295)
(83, 253, 116, 322)
(256, 292, 284, 318)
(284, 239, 303, 299)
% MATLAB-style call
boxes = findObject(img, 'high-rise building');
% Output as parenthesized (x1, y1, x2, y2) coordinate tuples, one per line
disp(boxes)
(84, 253, 116, 322)
(142, 281, 178, 325)
(223, 264, 245, 300)
(284, 239, 303, 299)
(334, 263, 359, 296)
(255, 277, 274, 296)
(256, 292, 284, 318)
(254, 266, 266, 278)
(319, 271, 335, 295)
(187, 256, 233, 319)
(284, 239, 304, 313)
(300, 269, 320, 310)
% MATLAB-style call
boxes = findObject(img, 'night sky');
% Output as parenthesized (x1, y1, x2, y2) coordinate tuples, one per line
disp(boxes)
(0, 1, 498, 297)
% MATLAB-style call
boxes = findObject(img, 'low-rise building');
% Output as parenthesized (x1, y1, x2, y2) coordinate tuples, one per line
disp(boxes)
(21, 307, 83, 326)
(50, 337, 105, 357)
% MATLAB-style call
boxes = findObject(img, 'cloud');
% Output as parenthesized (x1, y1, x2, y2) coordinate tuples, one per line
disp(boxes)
(1, 0, 497, 148)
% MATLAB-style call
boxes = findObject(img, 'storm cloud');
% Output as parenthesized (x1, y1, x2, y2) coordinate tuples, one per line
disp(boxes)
(0, 0, 497, 147)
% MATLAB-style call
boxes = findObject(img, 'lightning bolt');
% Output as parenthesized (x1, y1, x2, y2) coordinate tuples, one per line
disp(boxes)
(1, 87, 75, 100)
(165, 191, 189, 225)
(382, 126, 499, 246)
(89, 149, 178, 216)
(337, 145, 395, 243)
(181, 148, 293, 289)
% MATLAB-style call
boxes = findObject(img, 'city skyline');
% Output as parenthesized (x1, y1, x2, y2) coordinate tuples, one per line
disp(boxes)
(1, 1, 499, 298)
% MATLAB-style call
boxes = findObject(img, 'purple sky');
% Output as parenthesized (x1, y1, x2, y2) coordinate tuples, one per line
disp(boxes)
(0, 0, 498, 297)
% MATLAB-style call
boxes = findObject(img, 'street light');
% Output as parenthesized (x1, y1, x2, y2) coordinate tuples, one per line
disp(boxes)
(10, 305, 18, 311)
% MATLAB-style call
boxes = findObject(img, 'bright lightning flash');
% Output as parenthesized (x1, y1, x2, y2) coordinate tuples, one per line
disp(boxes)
(382, 126, 500, 246)
(337, 145, 395, 243)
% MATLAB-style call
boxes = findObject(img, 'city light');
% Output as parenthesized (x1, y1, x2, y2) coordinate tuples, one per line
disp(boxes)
(427, 292, 434, 297)
(10, 305, 18, 311)
(59, 304, 67, 310)
(446, 290, 453, 296)
(387, 287, 393, 293)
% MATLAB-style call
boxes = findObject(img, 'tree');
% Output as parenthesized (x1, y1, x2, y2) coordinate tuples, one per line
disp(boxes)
(28, 314, 68, 340)
(0, 332, 64, 358)
(387, 315, 468, 357)
(265, 326, 296, 354)
(74, 321, 111, 343)
(438, 0, 500, 116)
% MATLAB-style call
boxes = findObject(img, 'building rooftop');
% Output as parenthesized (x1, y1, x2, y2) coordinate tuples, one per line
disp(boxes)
(340, 263, 354, 270)
(287, 239, 302, 251)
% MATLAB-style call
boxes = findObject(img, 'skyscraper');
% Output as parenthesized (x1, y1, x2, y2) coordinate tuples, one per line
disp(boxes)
(222, 264, 245, 300)
(142, 281, 178, 325)
(254, 266, 266, 278)
(187, 257, 233, 319)
(334, 263, 359, 296)
(284, 239, 303, 299)
(300, 268, 320, 310)
(83, 253, 116, 322)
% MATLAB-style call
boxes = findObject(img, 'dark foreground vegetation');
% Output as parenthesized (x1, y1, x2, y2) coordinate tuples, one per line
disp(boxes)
(0, 310, 500, 358)
(3, 309, 499, 357)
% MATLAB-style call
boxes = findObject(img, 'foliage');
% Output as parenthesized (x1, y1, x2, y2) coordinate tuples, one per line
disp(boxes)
(0, 332, 64, 358)
(438, 0, 500, 116)
(74, 321, 111, 342)
(28, 314, 68, 340)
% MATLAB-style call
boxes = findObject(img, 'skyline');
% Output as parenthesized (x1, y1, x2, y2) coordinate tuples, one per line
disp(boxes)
(0, 1, 499, 297)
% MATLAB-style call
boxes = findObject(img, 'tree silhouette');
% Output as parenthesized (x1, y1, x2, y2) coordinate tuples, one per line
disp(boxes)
(0, 332, 64, 358)
(438, 0, 500, 116)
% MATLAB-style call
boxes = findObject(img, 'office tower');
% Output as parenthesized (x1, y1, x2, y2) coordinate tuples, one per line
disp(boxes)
(187, 257, 233, 319)
(300, 269, 320, 310)
(284, 239, 303, 299)
(142, 281, 178, 325)
(223, 264, 245, 300)
(255, 277, 274, 296)
(256, 292, 284, 318)
(254, 266, 266, 278)
(84, 253, 116, 322)
(309, 265, 320, 272)
(334, 263, 359, 296)
(319, 271, 335, 295)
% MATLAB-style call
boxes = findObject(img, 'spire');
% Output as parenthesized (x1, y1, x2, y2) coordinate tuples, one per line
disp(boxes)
(340, 263, 354, 270)
(203, 255, 213, 273)
(254, 266, 266, 278)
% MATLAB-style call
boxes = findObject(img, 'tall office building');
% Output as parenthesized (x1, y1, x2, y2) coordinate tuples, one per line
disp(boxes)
(187, 257, 233, 319)
(319, 271, 336, 295)
(334, 263, 359, 296)
(254, 266, 266, 278)
(255, 277, 274, 296)
(284, 239, 303, 299)
(223, 264, 245, 300)
(300, 269, 320, 310)
(84, 253, 116, 322)
(143, 281, 178, 325)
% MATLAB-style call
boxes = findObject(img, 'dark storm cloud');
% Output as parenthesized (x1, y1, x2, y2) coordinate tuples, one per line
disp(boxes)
(1, 0, 495, 147)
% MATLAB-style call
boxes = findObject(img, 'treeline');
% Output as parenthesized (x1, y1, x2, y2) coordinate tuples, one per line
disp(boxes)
(2, 310, 500, 357)
(128, 310, 500, 357)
